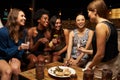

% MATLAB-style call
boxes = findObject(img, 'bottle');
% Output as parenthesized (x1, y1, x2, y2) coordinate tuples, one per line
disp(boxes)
(102, 69, 112, 80)
(117, 72, 120, 80)
(83, 69, 94, 80)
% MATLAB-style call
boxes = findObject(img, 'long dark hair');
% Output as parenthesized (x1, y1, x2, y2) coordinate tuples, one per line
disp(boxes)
(50, 15, 65, 41)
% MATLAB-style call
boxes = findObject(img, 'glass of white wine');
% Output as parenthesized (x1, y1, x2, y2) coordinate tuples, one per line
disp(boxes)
(25, 35, 30, 54)
(76, 39, 81, 56)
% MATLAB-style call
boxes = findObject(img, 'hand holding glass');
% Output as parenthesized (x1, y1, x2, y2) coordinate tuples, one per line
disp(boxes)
(25, 36, 30, 54)
(76, 40, 81, 56)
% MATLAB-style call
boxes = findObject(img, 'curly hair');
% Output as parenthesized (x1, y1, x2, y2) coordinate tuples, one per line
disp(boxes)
(33, 8, 49, 20)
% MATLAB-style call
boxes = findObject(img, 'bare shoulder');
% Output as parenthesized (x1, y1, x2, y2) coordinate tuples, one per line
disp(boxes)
(63, 29, 70, 35)
(69, 30, 74, 37)
(96, 23, 108, 36)
(96, 23, 107, 30)
(28, 27, 37, 36)
(87, 28, 94, 38)
(29, 27, 36, 31)
(28, 27, 36, 32)
(63, 28, 69, 33)
(89, 29, 94, 34)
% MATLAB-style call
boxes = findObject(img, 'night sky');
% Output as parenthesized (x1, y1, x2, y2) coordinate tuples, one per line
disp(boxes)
(0, 0, 120, 20)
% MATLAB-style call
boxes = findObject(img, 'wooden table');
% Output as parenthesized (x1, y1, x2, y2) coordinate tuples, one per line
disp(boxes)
(19, 62, 83, 80)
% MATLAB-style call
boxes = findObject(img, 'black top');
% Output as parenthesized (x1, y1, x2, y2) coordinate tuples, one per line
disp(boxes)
(51, 28, 66, 52)
(32, 28, 46, 55)
(92, 21, 119, 62)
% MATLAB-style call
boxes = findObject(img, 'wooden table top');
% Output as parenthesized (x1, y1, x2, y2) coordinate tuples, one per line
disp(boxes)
(19, 62, 83, 80)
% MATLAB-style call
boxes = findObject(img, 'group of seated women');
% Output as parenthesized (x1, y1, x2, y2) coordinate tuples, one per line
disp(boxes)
(0, 8, 93, 80)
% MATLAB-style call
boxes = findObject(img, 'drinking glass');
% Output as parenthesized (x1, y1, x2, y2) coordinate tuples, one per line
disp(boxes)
(44, 52, 52, 64)
(77, 39, 81, 48)
(35, 62, 44, 80)
(25, 36, 30, 54)
(76, 39, 81, 56)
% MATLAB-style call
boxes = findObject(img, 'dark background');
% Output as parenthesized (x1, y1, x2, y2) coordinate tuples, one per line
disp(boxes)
(0, 0, 120, 25)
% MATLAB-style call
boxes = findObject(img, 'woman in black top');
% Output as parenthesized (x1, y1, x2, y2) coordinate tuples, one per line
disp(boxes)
(49, 15, 69, 62)
(86, 0, 119, 79)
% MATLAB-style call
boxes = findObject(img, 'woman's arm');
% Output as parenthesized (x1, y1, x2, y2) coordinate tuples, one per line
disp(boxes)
(0, 28, 24, 58)
(85, 29, 94, 49)
(66, 31, 73, 60)
(56, 29, 70, 55)
(88, 23, 107, 69)
(79, 47, 93, 55)
(76, 29, 94, 62)
(28, 27, 49, 52)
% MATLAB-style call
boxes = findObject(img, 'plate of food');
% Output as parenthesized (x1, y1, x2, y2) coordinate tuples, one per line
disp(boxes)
(48, 66, 76, 78)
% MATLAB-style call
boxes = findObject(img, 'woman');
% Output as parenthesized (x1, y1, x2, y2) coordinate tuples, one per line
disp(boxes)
(66, 14, 94, 67)
(49, 15, 69, 62)
(0, 8, 28, 80)
(87, 0, 119, 79)
(25, 9, 51, 69)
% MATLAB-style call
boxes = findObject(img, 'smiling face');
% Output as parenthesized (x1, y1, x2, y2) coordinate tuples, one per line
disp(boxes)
(88, 10, 97, 23)
(87, 0, 108, 23)
(38, 14, 49, 28)
(16, 11, 26, 26)
(55, 18, 61, 30)
(75, 14, 86, 29)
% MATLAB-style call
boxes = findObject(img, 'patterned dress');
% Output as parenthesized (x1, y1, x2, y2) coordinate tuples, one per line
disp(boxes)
(72, 28, 90, 61)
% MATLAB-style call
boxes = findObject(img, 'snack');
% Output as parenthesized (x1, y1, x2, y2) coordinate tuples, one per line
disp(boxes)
(55, 71, 64, 76)
(54, 66, 71, 76)
(63, 68, 71, 76)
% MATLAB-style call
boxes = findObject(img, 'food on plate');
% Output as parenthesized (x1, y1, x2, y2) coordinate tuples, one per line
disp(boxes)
(63, 68, 71, 76)
(54, 66, 71, 76)
(54, 71, 64, 76)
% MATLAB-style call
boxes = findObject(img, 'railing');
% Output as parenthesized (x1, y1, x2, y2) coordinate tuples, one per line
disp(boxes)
(62, 19, 120, 30)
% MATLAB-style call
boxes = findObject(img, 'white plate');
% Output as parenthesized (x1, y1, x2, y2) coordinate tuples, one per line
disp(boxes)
(48, 66, 76, 78)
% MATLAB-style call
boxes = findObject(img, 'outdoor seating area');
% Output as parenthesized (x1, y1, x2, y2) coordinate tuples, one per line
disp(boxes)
(0, 0, 120, 80)
(20, 30, 120, 80)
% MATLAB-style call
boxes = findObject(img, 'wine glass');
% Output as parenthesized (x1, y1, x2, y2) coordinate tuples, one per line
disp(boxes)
(44, 52, 49, 64)
(76, 39, 81, 56)
(25, 35, 30, 54)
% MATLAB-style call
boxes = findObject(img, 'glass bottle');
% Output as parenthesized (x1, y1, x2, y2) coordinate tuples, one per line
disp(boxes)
(117, 72, 120, 80)
(44, 52, 52, 64)
(102, 69, 112, 80)
(83, 69, 94, 80)
(35, 58, 45, 80)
